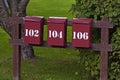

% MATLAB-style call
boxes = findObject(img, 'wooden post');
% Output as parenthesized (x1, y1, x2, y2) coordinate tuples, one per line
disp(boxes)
(100, 17, 109, 80)
(9, 12, 23, 80)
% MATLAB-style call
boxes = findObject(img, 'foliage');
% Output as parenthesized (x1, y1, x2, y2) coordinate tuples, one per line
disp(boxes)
(70, 0, 120, 23)
(70, 0, 120, 80)
(78, 50, 100, 80)
(109, 27, 120, 80)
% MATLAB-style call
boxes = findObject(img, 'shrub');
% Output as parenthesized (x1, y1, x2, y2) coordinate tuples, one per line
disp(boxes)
(70, 0, 120, 80)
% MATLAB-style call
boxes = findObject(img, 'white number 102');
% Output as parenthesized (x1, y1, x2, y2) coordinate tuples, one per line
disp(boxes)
(25, 29, 39, 37)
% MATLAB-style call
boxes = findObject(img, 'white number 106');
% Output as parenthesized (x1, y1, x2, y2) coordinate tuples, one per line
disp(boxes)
(73, 32, 89, 40)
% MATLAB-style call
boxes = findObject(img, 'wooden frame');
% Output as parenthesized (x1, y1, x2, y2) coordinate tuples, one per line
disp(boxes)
(9, 12, 113, 80)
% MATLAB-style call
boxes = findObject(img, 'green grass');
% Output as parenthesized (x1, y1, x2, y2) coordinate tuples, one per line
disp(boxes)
(27, 0, 75, 19)
(21, 48, 81, 80)
(0, 0, 87, 80)
(0, 29, 13, 79)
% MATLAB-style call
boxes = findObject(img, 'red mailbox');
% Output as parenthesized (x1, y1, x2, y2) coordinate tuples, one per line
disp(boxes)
(72, 18, 92, 48)
(47, 17, 67, 46)
(24, 16, 44, 45)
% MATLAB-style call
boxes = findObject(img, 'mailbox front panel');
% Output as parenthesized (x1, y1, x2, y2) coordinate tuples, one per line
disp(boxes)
(72, 18, 92, 48)
(47, 17, 67, 46)
(24, 16, 44, 45)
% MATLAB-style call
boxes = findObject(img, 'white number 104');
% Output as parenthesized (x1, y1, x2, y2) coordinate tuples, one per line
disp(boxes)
(49, 30, 63, 39)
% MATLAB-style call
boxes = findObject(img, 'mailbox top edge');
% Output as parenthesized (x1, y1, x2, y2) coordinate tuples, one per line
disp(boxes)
(24, 16, 44, 22)
(47, 17, 67, 23)
(49, 17, 67, 19)
(72, 18, 92, 24)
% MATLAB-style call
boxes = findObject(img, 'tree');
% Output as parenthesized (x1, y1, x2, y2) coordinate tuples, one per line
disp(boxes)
(0, 0, 35, 59)
(70, 0, 120, 80)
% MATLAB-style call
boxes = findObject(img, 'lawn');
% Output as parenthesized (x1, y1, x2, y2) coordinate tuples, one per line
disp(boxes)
(27, 0, 75, 18)
(0, 0, 87, 80)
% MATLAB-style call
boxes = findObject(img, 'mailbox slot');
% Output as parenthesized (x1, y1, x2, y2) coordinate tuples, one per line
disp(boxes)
(24, 16, 44, 45)
(72, 18, 92, 48)
(47, 17, 67, 46)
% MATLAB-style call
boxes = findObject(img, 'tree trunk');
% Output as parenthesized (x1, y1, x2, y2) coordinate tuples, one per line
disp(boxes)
(0, 0, 35, 59)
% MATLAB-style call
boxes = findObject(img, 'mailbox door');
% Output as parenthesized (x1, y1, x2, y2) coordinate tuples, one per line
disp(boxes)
(72, 18, 92, 48)
(24, 16, 44, 45)
(47, 17, 67, 46)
